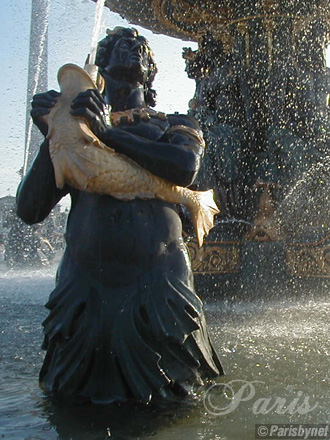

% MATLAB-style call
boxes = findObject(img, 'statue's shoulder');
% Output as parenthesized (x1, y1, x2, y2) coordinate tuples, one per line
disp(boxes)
(167, 113, 200, 130)
(166, 113, 205, 149)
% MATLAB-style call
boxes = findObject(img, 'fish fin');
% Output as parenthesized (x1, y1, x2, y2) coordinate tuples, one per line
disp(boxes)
(78, 122, 115, 152)
(189, 190, 220, 247)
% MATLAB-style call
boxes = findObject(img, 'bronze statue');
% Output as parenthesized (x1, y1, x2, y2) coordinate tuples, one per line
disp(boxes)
(42, 61, 219, 247)
(16, 27, 223, 404)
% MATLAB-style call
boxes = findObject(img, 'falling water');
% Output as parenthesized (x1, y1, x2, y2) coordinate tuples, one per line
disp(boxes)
(274, 157, 330, 238)
(23, 0, 50, 176)
(89, 0, 105, 65)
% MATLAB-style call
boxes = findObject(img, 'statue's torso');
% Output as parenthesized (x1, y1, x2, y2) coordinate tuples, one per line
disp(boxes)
(63, 189, 184, 286)
(59, 112, 194, 284)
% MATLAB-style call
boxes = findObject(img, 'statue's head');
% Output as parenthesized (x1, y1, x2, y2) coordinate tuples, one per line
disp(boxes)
(96, 27, 157, 107)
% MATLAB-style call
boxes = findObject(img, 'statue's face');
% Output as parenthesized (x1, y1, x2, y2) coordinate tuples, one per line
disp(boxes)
(104, 36, 150, 84)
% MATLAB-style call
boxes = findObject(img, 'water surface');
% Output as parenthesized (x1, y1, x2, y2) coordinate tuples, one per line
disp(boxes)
(1, 261, 330, 440)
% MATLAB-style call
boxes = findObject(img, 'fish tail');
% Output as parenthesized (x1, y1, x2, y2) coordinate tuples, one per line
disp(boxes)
(185, 189, 220, 247)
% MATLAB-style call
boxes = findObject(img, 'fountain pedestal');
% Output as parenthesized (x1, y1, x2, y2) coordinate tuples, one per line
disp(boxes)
(105, 0, 330, 293)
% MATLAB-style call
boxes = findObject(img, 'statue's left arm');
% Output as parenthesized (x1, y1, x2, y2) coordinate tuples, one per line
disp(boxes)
(103, 115, 205, 187)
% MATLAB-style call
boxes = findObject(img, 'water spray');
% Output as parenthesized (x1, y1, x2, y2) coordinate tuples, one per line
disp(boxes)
(84, 0, 105, 85)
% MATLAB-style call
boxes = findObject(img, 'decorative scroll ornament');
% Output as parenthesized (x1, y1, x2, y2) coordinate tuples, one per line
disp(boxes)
(186, 240, 241, 274)
(286, 237, 330, 278)
(152, 0, 233, 39)
(187, 237, 330, 277)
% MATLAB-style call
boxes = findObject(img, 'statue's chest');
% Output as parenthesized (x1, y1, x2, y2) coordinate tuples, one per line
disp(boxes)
(111, 109, 171, 141)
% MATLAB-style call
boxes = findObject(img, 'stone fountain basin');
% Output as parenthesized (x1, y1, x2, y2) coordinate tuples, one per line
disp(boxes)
(104, 0, 329, 41)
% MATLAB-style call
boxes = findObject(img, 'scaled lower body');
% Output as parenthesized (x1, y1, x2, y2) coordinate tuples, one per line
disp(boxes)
(40, 244, 223, 404)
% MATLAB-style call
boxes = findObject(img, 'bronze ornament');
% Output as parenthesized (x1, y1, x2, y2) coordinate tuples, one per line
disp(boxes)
(187, 239, 241, 274)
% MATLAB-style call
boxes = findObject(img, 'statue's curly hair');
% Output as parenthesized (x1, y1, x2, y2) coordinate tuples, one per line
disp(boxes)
(96, 27, 158, 107)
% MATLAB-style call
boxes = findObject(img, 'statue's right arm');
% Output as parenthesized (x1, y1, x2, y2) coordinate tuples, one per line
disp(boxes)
(16, 91, 69, 225)
(16, 140, 69, 225)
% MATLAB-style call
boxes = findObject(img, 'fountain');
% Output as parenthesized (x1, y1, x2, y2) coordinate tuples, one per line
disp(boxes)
(2, 1, 330, 439)
(104, 0, 330, 296)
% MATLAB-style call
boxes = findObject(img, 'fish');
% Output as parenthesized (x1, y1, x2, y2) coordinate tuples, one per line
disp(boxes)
(43, 63, 220, 247)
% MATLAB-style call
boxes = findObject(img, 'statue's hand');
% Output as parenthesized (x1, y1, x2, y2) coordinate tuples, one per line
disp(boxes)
(31, 90, 60, 136)
(71, 89, 107, 139)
